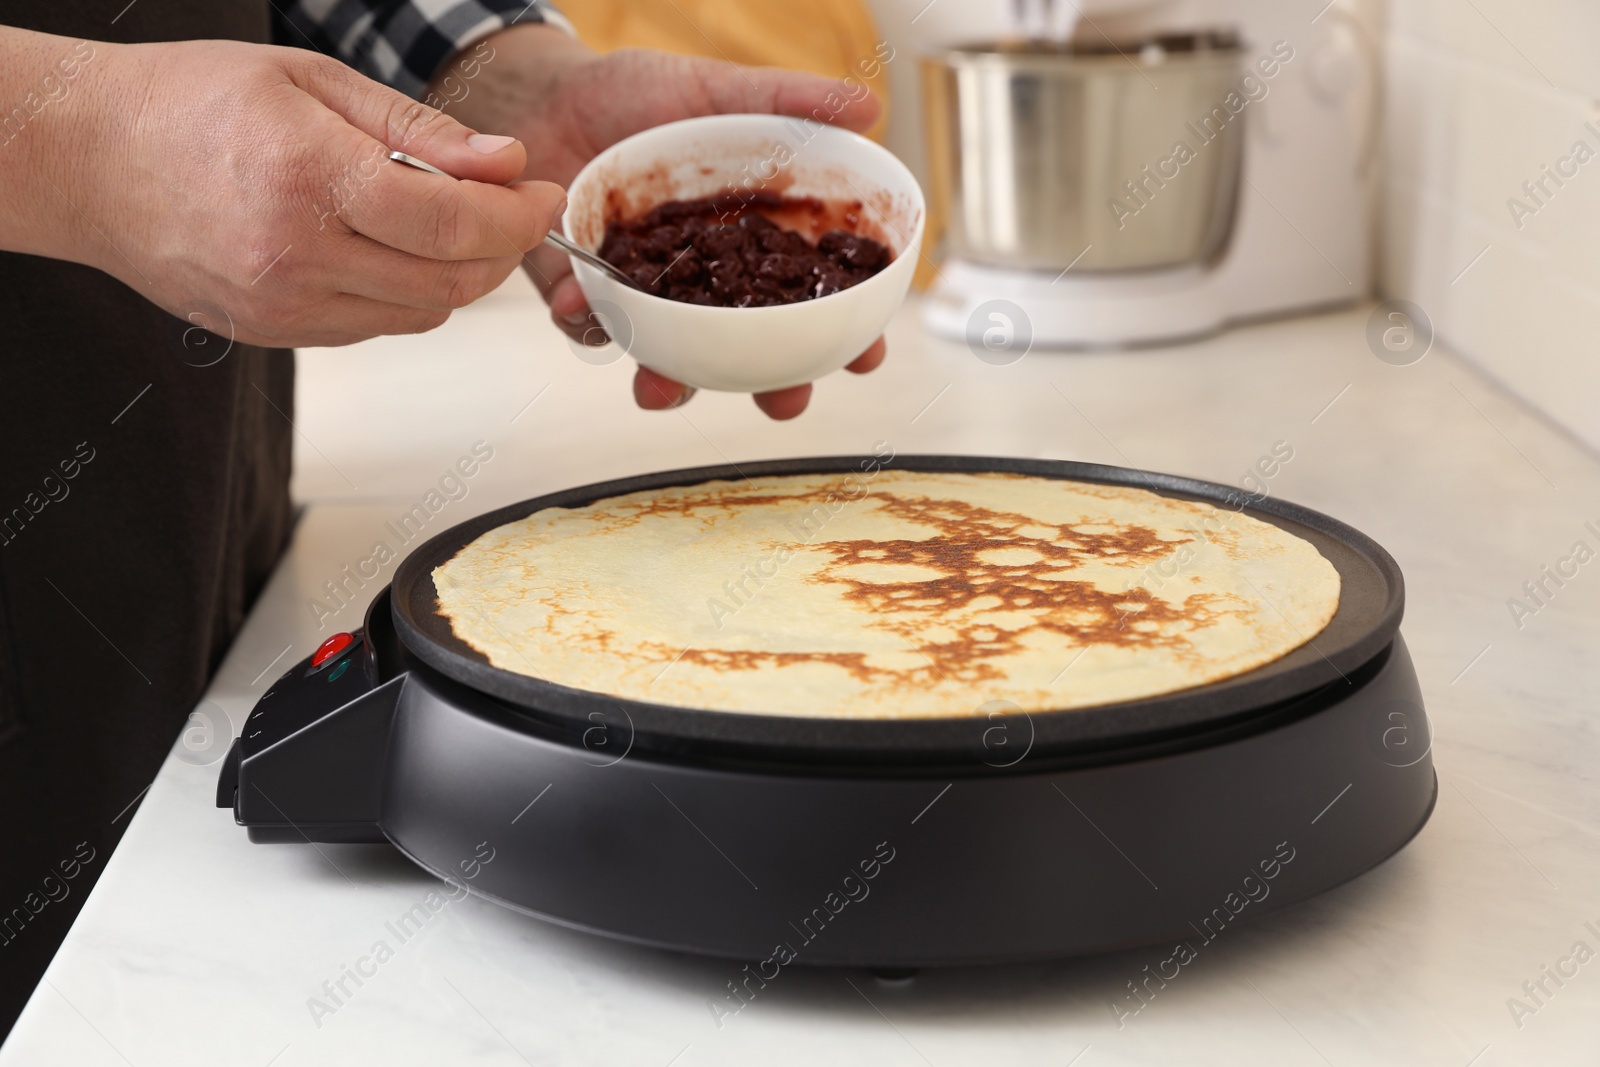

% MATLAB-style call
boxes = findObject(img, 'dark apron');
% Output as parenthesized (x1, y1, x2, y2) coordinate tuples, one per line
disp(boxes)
(0, 2, 292, 1032)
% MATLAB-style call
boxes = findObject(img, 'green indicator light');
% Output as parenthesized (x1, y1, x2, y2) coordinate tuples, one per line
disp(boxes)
(327, 659, 351, 683)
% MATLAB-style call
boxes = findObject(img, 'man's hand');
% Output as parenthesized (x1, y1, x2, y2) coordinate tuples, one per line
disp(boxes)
(0, 29, 567, 348)
(433, 24, 888, 419)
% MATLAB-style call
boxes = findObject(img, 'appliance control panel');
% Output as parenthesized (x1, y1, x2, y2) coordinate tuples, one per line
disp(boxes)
(215, 628, 400, 843)
(239, 630, 378, 759)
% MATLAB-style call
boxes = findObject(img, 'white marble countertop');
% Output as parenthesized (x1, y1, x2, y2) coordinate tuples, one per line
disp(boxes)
(5, 279, 1599, 1066)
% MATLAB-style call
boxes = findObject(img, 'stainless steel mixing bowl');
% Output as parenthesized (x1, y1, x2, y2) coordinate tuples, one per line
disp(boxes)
(922, 31, 1247, 273)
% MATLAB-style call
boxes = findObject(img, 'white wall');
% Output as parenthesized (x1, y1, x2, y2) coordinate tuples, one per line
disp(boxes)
(1381, 0, 1600, 450)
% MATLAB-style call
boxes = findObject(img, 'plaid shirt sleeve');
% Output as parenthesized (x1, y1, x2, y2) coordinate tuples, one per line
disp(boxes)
(273, 1, 574, 101)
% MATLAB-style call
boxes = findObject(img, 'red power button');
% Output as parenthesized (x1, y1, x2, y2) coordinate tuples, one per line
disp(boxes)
(311, 632, 355, 668)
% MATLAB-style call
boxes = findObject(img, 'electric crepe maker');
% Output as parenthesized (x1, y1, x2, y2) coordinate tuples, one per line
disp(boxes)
(219, 456, 1435, 967)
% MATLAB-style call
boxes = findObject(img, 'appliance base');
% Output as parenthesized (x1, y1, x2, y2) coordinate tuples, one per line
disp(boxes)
(377, 637, 1433, 968)
(923, 259, 1230, 349)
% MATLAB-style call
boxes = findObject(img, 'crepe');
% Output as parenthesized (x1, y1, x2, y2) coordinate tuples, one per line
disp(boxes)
(432, 470, 1341, 718)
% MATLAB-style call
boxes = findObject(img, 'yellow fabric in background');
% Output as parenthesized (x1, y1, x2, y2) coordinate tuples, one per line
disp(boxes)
(558, 0, 891, 143)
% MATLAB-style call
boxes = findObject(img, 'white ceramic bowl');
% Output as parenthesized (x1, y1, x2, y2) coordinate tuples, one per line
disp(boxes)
(562, 114, 925, 393)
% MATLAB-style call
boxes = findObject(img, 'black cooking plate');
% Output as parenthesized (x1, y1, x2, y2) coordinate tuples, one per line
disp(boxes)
(391, 456, 1403, 762)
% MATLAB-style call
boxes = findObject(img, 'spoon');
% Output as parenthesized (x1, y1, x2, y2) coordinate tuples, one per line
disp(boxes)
(387, 150, 642, 290)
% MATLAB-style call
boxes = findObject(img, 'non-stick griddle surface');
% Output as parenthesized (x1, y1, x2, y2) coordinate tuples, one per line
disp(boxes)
(390, 456, 1402, 763)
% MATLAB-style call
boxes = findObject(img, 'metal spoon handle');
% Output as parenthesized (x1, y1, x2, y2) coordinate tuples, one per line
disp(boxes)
(542, 229, 640, 289)
(387, 150, 639, 290)
(387, 150, 449, 176)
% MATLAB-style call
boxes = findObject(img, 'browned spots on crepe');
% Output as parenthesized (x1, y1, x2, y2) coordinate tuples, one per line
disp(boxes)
(664, 489, 1240, 686)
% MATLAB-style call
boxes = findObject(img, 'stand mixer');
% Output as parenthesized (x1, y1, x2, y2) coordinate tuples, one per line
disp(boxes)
(918, 0, 1376, 349)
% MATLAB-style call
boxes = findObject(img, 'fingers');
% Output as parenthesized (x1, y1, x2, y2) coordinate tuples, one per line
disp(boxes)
(340, 159, 567, 260)
(632, 368, 811, 420)
(548, 276, 591, 340)
(293, 55, 529, 186)
(846, 337, 887, 374)
(290, 55, 565, 261)
(522, 243, 575, 301)
(748, 336, 889, 417)
(688, 57, 883, 134)
(521, 246, 593, 340)
(243, 293, 453, 348)
(753, 384, 813, 420)
(336, 241, 523, 310)
(634, 366, 694, 409)
(309, 294, 453, 341)
(630, 338, 885, 420)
